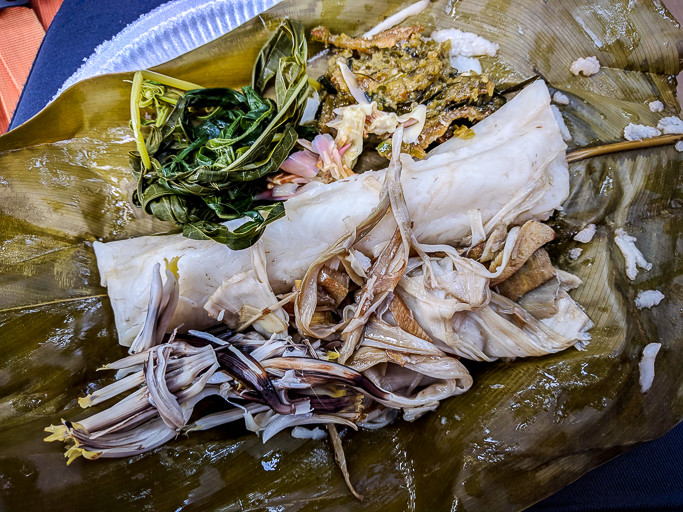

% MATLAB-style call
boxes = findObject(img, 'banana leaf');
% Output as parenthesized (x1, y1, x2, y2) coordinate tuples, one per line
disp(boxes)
(0, 1, 680, 511)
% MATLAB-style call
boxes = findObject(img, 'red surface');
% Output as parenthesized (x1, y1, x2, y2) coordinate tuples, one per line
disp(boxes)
(0, 1, 63, 132)
(33, 0, 62, 28)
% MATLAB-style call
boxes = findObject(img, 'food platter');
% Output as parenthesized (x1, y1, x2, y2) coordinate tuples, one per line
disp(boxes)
(0, 1, 680, 511)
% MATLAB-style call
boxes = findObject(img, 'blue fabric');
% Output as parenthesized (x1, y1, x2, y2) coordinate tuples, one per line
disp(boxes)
(9, 1, 683, 509)
(0, 0, 30, 8)
(10, 0, 167, 129)
(529, 424, 683, 511)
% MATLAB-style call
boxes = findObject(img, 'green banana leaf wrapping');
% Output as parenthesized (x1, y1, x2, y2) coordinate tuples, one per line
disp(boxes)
(0, 1, 680, 511)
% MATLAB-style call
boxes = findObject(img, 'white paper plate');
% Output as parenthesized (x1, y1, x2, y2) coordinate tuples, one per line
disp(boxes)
(54, 0, 281, 100)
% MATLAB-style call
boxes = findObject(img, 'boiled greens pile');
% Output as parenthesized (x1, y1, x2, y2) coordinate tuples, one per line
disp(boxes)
(130, 20, 309, 249)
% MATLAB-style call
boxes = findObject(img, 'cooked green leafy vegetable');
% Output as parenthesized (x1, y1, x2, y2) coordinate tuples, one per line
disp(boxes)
(129, 19, 309, 249)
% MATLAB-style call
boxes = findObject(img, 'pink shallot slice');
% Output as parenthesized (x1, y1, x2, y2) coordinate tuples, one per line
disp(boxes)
(280, 150, 319, 178)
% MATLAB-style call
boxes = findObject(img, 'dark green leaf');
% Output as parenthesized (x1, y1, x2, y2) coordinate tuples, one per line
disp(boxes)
(130, 20, 310, 249)
(182, 202, 286, 250)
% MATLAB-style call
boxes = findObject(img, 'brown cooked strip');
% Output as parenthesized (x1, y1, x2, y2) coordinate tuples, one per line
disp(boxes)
(319, 265, 351, 307)
(311, 25, 425, 52)
(417, 105, 491, 149)
(490, 221, 556, 286)
(497, 249, 557, 301)
(389, 293, 433, 342)
(467, 241, 486, 261)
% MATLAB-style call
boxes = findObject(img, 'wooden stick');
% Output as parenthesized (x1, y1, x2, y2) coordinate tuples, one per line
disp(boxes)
(566, 134, 683, 163)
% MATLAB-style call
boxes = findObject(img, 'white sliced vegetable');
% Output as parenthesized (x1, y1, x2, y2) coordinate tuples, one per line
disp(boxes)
(363, 0, 430, 37)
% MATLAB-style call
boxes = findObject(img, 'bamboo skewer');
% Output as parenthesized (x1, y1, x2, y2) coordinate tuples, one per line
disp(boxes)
(566, 134, 683, 163)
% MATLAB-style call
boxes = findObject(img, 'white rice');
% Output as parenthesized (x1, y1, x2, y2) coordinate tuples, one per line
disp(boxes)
(568, 248, 582, 260)
(675, 141, 683, 152)
(648, 100, 664, 112)
(430, 28, 499, 57)
(573, 223, 596, 243)
(570, 56, 600, 76)
(614, 228, 652, 280)
(291, 426, 327, 440)
(638, 343, 661, 393)
(634, 290, 664, 310)
(623, 123, 661, 141)
(552, 91, 570, 105)
(656, 116, 683, 135)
